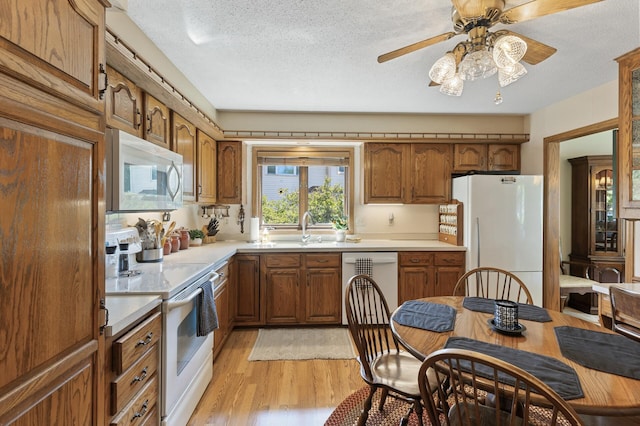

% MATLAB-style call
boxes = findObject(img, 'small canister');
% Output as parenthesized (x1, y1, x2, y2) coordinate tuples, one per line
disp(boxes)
(163, 240, 172, 255)
(170, 235, 180, 253)
(180, 229, 190, 250)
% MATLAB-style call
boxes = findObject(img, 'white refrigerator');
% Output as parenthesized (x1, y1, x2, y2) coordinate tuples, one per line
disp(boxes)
(452, 175, 544, 306)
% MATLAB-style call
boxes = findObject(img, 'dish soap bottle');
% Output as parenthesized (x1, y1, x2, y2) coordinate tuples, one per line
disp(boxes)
(262, 227, 270, 243)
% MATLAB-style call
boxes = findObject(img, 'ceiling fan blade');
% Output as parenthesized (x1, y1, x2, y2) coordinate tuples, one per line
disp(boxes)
(500, 0, 602, 24)
(500, 30, 557, 65)
(377, 32, 457, 63)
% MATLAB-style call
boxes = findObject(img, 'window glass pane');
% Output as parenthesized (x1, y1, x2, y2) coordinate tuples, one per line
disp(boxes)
(261, 165, 300, 225)
(307, 166, 346, 225)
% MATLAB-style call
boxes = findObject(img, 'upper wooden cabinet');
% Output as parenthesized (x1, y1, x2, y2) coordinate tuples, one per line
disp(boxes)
(197, 129, 217, 203)
(364, 142, 451, 204)
(144, 93, 171, 149)
(172, 112, 197, 202)
(453, 144, 520, 173)
(106, 66, 143, 137)
(617, 47, 640, 219)
(217, 140, 243, 204)
(0, 0, 107, 112)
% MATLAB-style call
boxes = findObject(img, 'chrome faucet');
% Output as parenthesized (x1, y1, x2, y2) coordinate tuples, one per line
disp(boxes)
(301, 211, 313, 244)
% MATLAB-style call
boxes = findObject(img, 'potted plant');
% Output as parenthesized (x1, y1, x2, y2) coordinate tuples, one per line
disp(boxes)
(188, 229, 205, 246)
(332, 215, 348, 242)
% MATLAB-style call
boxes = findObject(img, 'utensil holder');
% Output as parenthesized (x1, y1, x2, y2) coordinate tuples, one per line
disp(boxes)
(136, 248, 164, 263)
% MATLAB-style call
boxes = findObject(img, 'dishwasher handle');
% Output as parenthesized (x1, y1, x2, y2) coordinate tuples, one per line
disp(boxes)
(343, 257, 397, 265)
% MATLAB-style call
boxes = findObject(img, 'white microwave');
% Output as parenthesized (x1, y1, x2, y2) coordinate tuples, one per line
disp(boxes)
(106, 128, 183, 212)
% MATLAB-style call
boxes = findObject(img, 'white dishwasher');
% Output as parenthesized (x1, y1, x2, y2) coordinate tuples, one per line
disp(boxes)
(341, 252, 398, 325)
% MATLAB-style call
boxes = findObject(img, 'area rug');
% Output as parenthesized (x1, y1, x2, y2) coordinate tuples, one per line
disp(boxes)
(248, 327, 357, 361)
(324, 386, 430, 426)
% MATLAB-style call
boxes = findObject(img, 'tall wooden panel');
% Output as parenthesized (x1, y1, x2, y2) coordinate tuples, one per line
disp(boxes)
(197, 130, 217, 203)
(172, 112, 197, 202)
(217, 140, 243, 204)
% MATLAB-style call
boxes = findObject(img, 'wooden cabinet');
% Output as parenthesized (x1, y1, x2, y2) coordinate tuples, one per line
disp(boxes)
(568, 155, 625, 313)
(617, 47, 640, 219)
(364, 143, 451, 204)
(144, 93, 171, 149)
(217, 140, 243, 204)
(213, 262, 230, 359)
(398, 251, 465, 304)
(106, 311, 161, 426)
(453, 144, 520, 173)
(106, 66, 143, 137)
(234, 254, 261, 325)
(197, 129, 217, 203)
(0, 1, 107, 424)
(261, 253, 342, 325)
(172, 112, 197, 202)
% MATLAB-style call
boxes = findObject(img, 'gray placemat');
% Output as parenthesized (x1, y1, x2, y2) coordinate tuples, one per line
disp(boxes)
(555, 326, 640, 380)
(393, 300, 456, 332)
(444, 337, 584, 400)
(463, 297, 552, 322)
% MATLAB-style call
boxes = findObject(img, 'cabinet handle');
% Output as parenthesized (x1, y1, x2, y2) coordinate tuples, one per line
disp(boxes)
(410, 258, 420, 263)
(198, 184, 202, 195)
(98, 63, 108, 100)
(131, 400, 149, 421)
(136, 108, 142, 129)
(131, 366, 149, 385)
(316, 259, 328, 263)
(135, 332, 153, 347)
(146, 114, 152, 133)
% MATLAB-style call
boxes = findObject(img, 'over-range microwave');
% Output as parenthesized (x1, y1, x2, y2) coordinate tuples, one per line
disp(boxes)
(106, 128, 183, 212)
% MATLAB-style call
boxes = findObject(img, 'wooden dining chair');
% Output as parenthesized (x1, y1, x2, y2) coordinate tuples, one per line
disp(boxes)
(452, 267, 534, 304)
(418, 348, 584, 426)
(609, 286, 640, 342)
(345, 274, 440, 426)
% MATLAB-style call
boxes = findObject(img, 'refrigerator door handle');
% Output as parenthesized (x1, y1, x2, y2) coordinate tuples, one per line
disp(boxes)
(476, 217, 481, 267)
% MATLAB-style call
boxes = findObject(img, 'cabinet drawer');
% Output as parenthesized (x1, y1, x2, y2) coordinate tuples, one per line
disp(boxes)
(399, 252, 434, 266)
(306, 254, 340, 268)
(113, 312, 162, 374)
(264, 254, 302, 268)
(110, 375, 158, 426)
(111, 344, 159, 415)
(434, 252, 465, 266)
(216, 261, 230, 281)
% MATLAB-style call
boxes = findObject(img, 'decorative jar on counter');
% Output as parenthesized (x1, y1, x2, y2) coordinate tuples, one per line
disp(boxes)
(180, 229, 190, 250)
(170, 235, 181, 253)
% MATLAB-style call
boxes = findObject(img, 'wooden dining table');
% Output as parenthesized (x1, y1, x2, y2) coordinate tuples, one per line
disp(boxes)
(390, 296, 640, 425)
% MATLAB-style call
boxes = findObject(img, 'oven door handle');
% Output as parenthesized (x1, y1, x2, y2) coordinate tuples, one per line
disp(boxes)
(165, 272, 219, 310)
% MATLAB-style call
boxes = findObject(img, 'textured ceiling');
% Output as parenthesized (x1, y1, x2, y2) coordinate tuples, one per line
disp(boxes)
(124, 0, 639, 115)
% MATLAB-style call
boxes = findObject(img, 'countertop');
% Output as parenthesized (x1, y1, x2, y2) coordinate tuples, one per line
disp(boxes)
(106, 238, 465, 333)
(592, 282, 640, 295)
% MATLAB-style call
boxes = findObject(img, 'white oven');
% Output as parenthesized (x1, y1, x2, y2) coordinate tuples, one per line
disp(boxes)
(342, 252, 398, 324)
(162, 269, 217, 426)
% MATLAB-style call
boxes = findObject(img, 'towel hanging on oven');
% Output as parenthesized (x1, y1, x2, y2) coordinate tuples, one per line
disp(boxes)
(197, 279, 219, 336)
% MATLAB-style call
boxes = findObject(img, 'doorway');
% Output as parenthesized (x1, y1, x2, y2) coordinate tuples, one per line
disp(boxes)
(542, 118, 618, 311)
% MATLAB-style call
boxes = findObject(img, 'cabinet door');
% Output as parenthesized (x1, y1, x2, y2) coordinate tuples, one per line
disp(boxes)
(617, 48, 640, 219)
(399, 267, 435, 304)
(265, 268, 301, 324)
(435, 266, 465, 296)
(106, 66, 143, 137)
(234, 255, 261, 324)
(144, 93, 170, 149)
(364, 143, 408, 203)
(453, 144, 487, 172)
(410, 144, 451, 203)
(213, 280, 228, 359)
(197, 130, 217, 203)
(217, 140, 242, 204)
(305, 268, 341, 323)
(488, 144, 520, 171)
(0, 0, 106, 111)
(172, 112, 197, 202)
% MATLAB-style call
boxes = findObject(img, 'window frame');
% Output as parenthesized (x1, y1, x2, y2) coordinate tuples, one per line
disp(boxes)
(252, 146, 355, 232)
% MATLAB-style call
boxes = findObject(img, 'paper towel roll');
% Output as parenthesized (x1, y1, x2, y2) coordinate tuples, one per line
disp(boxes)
(250, 217, 260, 242)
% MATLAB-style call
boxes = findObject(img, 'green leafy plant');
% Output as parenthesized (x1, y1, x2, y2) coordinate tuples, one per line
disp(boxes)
(332, 215, 348, 230)
(189, 229, 205, 240)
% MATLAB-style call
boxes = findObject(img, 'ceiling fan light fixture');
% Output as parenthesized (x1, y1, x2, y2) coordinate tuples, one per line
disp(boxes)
(428, 53, 457, 84)
(498, 62, 527, 87)
(458, 50, 497, 81)
(493, 35, 527, 68)
(439, 73, 464, 96)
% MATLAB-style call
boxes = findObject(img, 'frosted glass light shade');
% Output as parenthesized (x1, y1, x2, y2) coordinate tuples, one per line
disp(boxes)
(429, 53, 456, 84)
(498, 62, 527, 87)
(458, 50, 497, 81)
(493, 35, 527, 68)
(439, 73, 464, 96)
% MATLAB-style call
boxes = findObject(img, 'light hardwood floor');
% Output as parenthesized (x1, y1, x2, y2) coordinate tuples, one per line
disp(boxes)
(188, 328, 364, 426)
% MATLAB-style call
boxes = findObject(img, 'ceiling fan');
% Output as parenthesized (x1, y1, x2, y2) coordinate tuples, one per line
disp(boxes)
(377, 0, 603, 96)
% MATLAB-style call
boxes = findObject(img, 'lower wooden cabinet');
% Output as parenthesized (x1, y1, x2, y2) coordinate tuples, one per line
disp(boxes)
(398, 251, 465, 304)
(213, 261, 231, 359)
(234, 254, 261, 325)
(106, 311, 161, 426)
